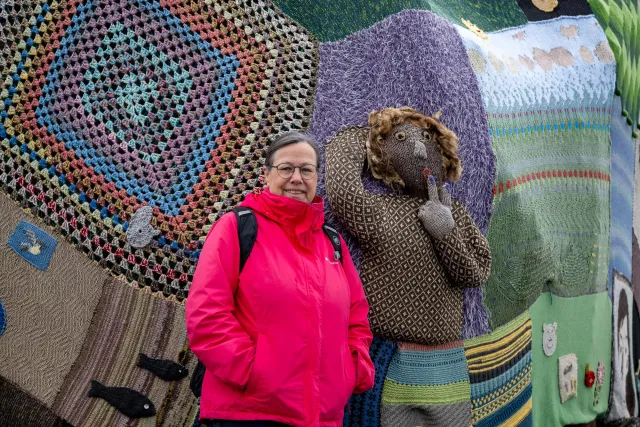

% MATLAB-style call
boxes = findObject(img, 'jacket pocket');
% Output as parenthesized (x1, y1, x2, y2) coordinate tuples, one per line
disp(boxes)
(244, 333, 264, 395)
(324, 345, 357, 420)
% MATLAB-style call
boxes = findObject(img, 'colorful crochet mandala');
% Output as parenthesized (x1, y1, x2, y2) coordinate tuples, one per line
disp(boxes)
(0, 0, 318, 299)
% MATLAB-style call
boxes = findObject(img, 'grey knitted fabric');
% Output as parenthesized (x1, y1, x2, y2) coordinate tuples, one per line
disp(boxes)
(380, 402, 472, 427)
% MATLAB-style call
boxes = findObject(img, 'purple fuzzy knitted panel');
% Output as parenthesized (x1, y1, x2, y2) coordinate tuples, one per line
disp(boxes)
(311, 10, 493, 339)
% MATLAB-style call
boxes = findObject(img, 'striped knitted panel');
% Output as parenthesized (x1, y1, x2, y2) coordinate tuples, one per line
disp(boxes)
(464, 311, 533, 427)
(51, 277, 198, 427)
(381, 341, 472, 427)
(0, 375, 73, 427)
(458, 16, 616, 328)
(0, 0, 318, 300)
(344, 337, 397, 427)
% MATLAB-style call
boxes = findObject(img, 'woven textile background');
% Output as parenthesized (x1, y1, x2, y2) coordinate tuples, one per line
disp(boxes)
(1, 0, 639, 426)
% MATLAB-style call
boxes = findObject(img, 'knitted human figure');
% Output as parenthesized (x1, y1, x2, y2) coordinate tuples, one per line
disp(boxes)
(325, 107, 491, 345)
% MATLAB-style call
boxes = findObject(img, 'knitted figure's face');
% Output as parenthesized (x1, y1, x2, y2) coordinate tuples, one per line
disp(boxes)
(382, 123, 445, 198)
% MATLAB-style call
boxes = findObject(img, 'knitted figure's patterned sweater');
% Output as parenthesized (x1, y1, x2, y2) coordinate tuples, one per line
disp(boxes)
(325, 127, 491, 344)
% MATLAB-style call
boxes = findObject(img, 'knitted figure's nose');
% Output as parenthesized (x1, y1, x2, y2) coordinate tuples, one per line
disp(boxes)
(413, 139, 428, 160)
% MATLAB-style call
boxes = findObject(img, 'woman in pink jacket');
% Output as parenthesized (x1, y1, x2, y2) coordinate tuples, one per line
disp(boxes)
(186, 132, 375, 427)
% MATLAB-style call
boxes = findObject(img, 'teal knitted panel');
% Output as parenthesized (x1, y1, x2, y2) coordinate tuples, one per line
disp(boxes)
(458, 16, 616, 328)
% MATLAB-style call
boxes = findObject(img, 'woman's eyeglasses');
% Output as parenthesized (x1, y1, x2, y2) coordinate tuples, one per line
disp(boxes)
(269, 163, 317, 180)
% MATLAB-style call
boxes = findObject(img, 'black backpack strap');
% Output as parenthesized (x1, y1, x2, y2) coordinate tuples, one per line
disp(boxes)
(322, 224, 343, 265)
(233, 206, 258, 273)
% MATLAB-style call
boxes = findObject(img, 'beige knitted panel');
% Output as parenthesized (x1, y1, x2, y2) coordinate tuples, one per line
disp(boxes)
(0, 192, 106, 406)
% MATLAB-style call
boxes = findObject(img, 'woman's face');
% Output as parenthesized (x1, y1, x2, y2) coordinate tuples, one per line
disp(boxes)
(619, 315, 630, 380)
(264, 142, 318, 203)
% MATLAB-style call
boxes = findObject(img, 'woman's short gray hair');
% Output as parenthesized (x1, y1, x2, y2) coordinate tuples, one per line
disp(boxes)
(265, 131, 320, 168)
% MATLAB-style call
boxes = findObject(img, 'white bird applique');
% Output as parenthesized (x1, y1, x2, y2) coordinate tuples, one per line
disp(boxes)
(20, 229, 47, 255)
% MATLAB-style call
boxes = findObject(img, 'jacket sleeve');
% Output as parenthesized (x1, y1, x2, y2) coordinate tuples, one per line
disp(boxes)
(185, 212, 255, 390)
(431, 201, 492, 288)
(341, 236, 375, 394)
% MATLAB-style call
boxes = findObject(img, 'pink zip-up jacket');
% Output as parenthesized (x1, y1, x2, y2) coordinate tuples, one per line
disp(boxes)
(186, 189, 375, 426)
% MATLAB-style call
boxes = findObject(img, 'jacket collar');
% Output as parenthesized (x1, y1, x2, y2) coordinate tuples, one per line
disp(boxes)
(241, 189, 325, 234)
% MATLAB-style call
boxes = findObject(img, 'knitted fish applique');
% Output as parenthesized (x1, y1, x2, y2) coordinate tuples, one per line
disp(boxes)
(87, 380, 156, 418)
(138, 353, 188, 381)
(126, 206, 160, 248)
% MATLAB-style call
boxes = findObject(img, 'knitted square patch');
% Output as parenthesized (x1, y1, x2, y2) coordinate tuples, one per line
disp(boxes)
(559, 353, 578, 403)
(8, 220, 57, 270)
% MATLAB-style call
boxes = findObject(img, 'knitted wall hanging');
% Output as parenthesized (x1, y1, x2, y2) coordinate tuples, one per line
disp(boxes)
(464, 311, 533, 427)
(607, 272, 639, 422)
(343, 337, 397, 427)
(0, 0, 318, 300)
(272, 0, 527, 42)
(311, 10, 495, 339)
(458, 16, 616, 328)
(325, 125, 491, 345)
(530, 292, 612, 426)
(380, 341, 472, 427)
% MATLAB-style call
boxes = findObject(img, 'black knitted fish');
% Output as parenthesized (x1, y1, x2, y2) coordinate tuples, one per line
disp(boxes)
(138, 353, 188, 381)
(87, 380, 156, 418)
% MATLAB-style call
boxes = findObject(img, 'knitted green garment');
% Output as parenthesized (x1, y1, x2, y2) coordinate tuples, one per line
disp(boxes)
(325, 126, 491, 344)
(457, 16, 616, 328)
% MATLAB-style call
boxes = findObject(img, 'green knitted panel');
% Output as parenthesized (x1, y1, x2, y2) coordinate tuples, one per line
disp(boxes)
(381, 378, 471, 405)
(272, 0, 527, 42)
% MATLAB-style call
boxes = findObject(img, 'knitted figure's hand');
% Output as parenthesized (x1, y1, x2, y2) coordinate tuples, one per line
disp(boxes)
(417, 176, 455, 239)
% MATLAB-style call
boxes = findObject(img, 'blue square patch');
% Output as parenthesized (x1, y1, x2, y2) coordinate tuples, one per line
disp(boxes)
(8, 221, 58, 270)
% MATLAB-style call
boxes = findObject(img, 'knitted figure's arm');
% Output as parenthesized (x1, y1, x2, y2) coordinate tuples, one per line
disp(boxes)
(325, 127, 382, 242)
(430, 201, 492, 288)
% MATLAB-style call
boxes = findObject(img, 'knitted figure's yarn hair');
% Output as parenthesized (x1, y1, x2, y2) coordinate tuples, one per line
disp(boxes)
(366, 107, 462, 189)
